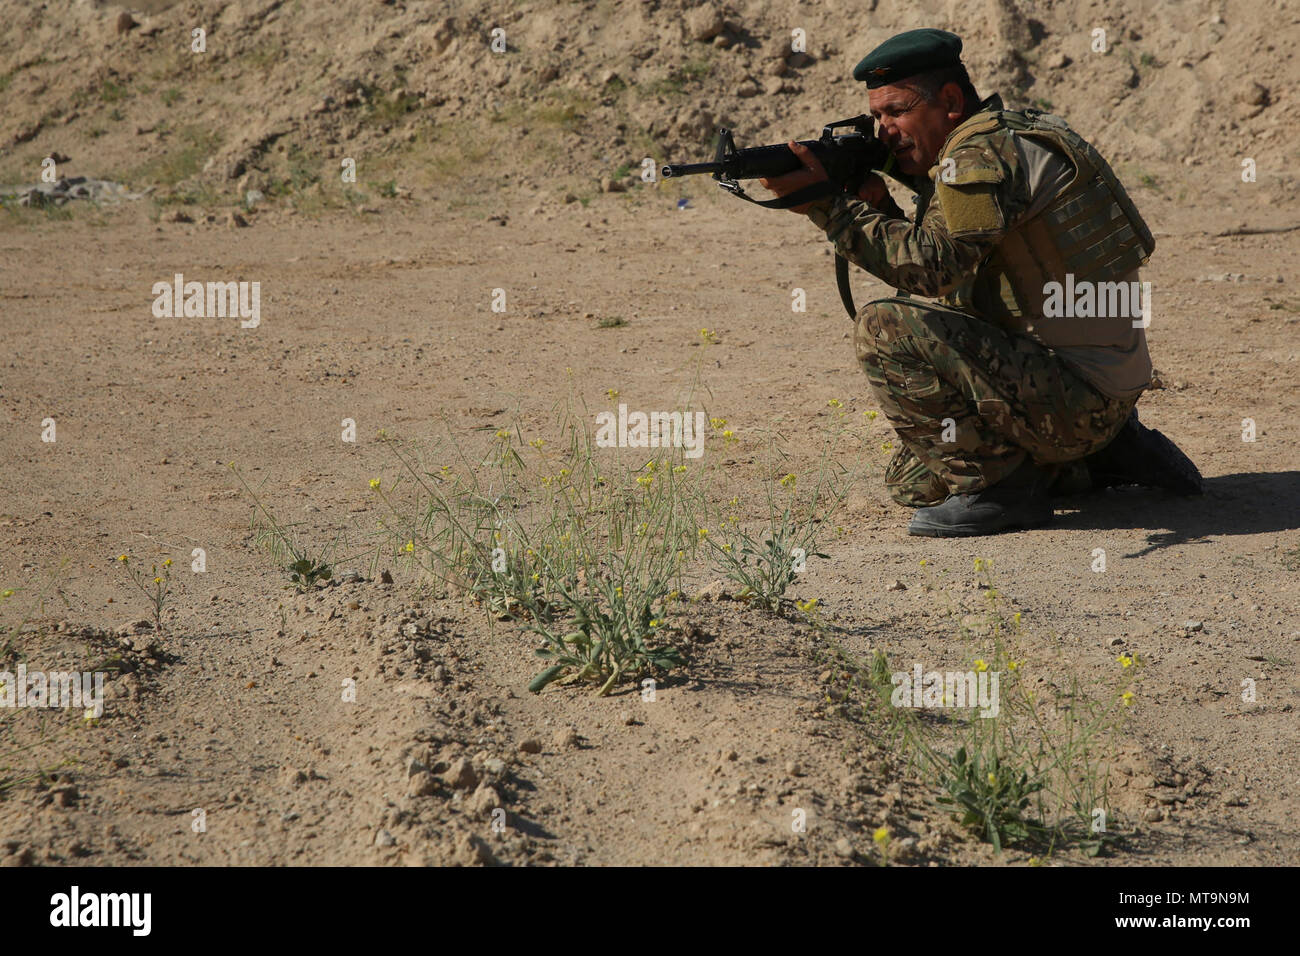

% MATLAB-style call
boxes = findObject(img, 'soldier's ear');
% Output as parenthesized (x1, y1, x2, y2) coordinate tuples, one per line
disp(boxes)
(940, 81, 966, 120)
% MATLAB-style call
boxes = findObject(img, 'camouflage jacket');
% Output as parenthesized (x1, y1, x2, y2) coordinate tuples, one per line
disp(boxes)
(805, 93, 1037, 299)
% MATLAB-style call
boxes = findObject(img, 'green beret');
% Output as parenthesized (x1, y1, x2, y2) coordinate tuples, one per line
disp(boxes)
(852, 29, 963, 88)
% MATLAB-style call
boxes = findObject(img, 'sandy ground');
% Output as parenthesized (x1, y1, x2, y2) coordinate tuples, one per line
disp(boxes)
(0, 164, 1297, 865)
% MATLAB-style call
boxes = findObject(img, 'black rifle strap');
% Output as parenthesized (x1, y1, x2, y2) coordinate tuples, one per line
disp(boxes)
(716, 179, 880, 322)
(835, 253, 856, 321)
(716, 178, 839, 209)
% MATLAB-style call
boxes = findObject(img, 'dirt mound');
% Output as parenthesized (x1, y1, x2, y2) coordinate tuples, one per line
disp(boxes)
(1, 1, 1294, 210)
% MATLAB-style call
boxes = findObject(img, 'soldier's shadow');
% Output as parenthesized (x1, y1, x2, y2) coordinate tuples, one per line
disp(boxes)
(1049, 471, 1300, 557)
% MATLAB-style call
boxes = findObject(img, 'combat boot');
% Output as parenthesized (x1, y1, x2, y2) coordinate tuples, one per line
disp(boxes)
(1083, 407, 1203, 496)
(907, 457, 1054, 537)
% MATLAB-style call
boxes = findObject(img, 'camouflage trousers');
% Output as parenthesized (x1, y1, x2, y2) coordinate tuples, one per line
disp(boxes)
(855, 296, 1136, 507)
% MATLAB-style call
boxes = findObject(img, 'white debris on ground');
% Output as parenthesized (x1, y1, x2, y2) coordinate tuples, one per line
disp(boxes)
(0, 177, 150, 207)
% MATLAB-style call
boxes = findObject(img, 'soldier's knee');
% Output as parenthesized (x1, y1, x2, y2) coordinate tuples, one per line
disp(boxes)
(857, 297, 911, 339)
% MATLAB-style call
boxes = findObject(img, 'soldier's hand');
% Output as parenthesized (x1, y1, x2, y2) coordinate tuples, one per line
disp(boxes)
(856, 173, 890, 206)
(758, 141, 829, 214)
(856, 173, 905, 218)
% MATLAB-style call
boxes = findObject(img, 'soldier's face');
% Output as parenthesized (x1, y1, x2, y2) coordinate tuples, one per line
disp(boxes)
(868, 83, 966, 176)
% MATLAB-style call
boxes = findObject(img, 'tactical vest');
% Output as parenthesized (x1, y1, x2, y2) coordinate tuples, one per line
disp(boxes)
(936, 108, 1155, 324)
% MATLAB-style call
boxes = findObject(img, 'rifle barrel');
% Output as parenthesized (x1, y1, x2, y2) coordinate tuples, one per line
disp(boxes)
(661, 162, 721, 178)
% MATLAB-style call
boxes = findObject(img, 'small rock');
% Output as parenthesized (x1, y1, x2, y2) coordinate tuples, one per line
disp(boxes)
(737, 78, 761, 98)
(244, 189, 264, 209)
(553, 727, 580, 749)
(687, 9, 725, 42)
(483, 757, 507, 776)
(407, 771, 437, 797)
(1183, 621, 1204, 632)
(441, 757, 478, 790)
(886, 579, 907, 591)
(226, 211, 247, 229)
(52, 786, 79, 808)
(1223, 791, 1248, 807)
(1144, 807, 1164, 822)
(600, 177, 625, 193)
(518, 738, 542, 754)
(786, 760, 804, 777)
(162, 209, 193, 224)
(456, 833, 493, 866)
(468, 783, 499, 817)
(1108, 637, 1125, 647)
(763, 77, 784, 96)
(374, 829, 396, 847)
(833, 837, 855, 858)
(1044, 51, 1071, 70)
(116, 11, 137, 34)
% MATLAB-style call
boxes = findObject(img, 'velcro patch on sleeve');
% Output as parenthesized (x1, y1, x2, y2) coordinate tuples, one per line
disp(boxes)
(936, 180, 1004, 236)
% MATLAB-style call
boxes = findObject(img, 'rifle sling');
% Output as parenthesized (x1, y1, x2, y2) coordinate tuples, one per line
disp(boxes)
(715, 179, 877, 322)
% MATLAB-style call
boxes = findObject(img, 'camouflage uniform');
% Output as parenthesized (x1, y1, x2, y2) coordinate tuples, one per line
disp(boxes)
(806, 94, 1152, 506)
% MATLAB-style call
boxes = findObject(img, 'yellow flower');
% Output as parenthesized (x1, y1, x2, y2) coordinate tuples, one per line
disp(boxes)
(987, 772, 997, 786)
(163, 559, 172, 567)
(1117, 653, 1133, 669)
(827, 399, 843, 409)
(667, 590, 680, 602)
(1013, 611, 1022, 625)
(880, 441, 894, 453)
(529, 438, 545, 449)
(722, 429, 736, 442)
(1121, 691, 1135, 706)
(153, 577, 162, 584)
(872, 827, 889, 844)
(495, 429, 509, 440)
(673, 465, 686, 474)
(615, 587, 623, 597)
(83, 708, 99, 726)
(0, 589, 13, 599)
(710, 417, 727, 429)
(1028, 857, 1041, 867)
(559, 468, 570, 478)
(117, 554, 127, 562)
(1008, 659, 1023, 673)
(919, 558, 928, 567)
(404, 540, 414, 552)
(699, 328, 717, 344)
(697, 528, 708, 539)
(721, 543, 732, 552)
(606, 388, 619, 401)
(636, 476, 652, 487)
(649, 619, 661, 628)
(779, 473, 796, 488)
(636, 522, 648, 535)
(974, 557, 984, 572)
(797, 598, 819, 614)
(974, 659, 988, 673)
(531, 573, 540, 583)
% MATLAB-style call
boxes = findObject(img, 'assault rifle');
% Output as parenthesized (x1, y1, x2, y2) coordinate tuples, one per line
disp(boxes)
(662, 115, 898, 318)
